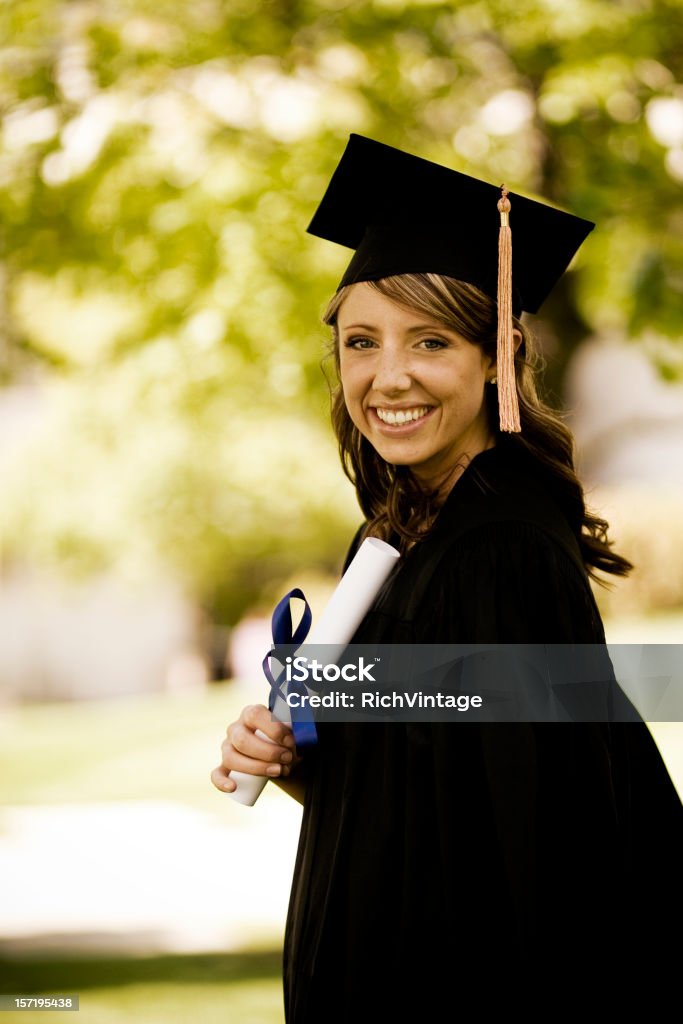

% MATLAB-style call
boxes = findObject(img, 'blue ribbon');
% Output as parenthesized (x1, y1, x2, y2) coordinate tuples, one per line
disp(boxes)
(262, 588, 318, 751)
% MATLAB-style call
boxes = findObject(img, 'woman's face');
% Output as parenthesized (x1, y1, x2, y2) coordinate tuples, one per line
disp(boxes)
(337, 282, 496, 487)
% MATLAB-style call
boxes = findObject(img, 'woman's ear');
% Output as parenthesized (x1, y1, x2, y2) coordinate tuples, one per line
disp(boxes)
(486, 329, 523, 383)
(512, 327, 523, 354)
(487, 329, 523, 381)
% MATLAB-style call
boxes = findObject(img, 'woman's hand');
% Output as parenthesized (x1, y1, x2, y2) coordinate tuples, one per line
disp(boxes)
(210, 703, 302, 795)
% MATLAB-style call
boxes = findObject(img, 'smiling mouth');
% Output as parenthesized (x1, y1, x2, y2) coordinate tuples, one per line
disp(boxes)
(373, 405, 432, 426)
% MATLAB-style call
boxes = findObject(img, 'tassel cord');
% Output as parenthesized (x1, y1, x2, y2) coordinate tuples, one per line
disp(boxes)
(496, 189, 521, 433)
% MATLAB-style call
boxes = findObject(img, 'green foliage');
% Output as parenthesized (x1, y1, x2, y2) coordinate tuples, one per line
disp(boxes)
(1, 0, 682, 620)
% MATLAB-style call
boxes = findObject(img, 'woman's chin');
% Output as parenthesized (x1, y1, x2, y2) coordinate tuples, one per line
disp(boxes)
(371, 443, 429, 468)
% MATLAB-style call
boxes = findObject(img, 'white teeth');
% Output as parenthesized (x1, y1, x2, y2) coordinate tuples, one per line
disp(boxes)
(375, 406, 431, 425)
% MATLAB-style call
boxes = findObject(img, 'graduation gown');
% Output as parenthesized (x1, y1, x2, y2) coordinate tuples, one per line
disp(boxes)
(282, 441, 682, 1020)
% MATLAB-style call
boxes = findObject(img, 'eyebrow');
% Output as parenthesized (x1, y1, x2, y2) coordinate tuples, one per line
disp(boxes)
(339, 321, 448, 334)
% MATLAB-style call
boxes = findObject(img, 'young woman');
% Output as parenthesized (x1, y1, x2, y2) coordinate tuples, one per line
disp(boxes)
(211, 137, 682, 1018)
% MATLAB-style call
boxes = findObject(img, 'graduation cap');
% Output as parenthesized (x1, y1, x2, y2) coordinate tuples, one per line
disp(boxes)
(307, 134, 595, 433)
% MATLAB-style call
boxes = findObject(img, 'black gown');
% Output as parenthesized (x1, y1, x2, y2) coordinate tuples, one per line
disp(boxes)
(283, 440, 682, 1019)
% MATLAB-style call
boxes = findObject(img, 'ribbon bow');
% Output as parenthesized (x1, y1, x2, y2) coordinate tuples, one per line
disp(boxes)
(262, 588, 318, 751)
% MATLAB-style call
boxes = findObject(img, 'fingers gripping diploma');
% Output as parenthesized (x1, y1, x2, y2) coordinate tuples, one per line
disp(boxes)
(210, 704, 301, 797)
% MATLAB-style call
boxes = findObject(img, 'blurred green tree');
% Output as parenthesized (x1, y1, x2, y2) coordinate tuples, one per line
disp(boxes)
(1, 0, 682, 622)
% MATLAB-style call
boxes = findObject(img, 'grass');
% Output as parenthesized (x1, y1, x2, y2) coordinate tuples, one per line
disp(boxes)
(0, 686, 291, 1023)
(0, 951, 284, 1024)
(0, 684, 250, 814)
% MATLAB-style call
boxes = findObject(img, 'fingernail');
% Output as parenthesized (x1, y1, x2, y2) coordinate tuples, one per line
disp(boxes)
(283, 736, 295, 749)
(282, 765, 291, 777)
(267, 764, 281, 777)
(223, 780, 235, 791)
(281, 751, 293, 763)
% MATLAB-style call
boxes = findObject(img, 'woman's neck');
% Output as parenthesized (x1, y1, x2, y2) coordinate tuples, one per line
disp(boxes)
(413, 437, 496, 507)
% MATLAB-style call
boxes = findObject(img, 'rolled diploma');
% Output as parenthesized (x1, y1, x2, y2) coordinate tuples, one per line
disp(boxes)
(229, 537, 400, 805)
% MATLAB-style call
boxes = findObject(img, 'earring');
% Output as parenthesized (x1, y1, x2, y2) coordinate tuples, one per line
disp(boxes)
(489, 375, 497, 385)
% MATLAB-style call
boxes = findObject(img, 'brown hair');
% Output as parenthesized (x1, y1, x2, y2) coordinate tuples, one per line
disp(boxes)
(322, 273, 633, 584)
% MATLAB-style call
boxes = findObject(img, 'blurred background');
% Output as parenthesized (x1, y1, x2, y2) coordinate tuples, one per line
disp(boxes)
(1, 0, 682, 1020)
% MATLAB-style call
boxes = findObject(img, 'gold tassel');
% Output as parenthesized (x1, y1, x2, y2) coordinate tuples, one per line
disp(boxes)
(496, 186, 521, 433)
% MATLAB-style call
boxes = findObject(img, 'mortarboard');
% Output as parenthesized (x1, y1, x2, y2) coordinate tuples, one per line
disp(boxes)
(307, 134, 595, 433)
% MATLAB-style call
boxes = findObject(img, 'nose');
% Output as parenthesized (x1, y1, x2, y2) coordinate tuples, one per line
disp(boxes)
(372, 347, 413, 394)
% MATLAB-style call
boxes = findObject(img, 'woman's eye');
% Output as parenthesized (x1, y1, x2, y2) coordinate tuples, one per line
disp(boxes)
(345, 336, 376, 349)
(420, 338, 448, 350)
